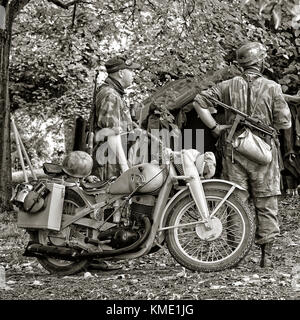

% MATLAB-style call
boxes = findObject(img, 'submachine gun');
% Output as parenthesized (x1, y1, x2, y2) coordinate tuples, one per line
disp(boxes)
(201, 94, 278, 145)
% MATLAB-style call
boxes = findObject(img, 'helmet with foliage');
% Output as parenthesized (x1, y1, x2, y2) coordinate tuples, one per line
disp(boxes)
(62, 151, 93, 178)
(236, 42, 267, 67)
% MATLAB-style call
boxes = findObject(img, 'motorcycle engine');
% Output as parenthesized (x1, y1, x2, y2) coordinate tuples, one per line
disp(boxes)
(100, 195, 156, 249)
(130, 195, 155, 224)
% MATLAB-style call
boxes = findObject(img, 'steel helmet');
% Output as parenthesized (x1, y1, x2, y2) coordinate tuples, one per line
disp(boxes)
(236, 42, 267, 67)
(62, 151, 93, 178)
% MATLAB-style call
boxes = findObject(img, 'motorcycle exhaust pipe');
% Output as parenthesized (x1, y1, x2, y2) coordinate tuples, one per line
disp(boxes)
(24, 216, 152, 261)
(24, 242, 81, 261)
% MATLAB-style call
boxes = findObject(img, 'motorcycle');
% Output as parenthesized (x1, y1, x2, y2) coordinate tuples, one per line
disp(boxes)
(12, 146, 255, 276)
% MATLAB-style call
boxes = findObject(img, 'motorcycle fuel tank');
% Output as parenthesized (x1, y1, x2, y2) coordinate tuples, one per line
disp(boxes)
(109, 163, 165, 194)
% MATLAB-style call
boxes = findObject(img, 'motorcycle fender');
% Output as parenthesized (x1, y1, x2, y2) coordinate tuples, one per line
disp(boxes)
(181, 149, 210, 220)
(157, 179, 246, 242)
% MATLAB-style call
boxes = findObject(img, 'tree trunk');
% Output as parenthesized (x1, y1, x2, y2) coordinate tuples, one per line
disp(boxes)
(0, 2, 13, 211)
(0, 0, 30, 211)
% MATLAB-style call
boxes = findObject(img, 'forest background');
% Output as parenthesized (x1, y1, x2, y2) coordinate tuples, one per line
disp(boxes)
(0, 0, 299, 209)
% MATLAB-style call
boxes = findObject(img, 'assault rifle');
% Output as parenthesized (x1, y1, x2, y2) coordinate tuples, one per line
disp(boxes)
(201, 94, 278, 144)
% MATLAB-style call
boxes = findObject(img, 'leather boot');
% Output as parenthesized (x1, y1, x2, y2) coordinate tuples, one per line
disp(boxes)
(260, 243, 274, 268)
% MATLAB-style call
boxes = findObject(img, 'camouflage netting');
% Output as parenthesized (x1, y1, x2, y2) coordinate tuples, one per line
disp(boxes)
(138, 65, 241, 130)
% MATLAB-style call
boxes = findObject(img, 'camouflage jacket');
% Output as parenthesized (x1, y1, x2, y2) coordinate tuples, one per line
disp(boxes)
(197, 71, 291, 131)
(94, 77, 133, 134)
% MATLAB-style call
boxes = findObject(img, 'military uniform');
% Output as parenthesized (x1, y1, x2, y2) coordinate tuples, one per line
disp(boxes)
(92, 77, 133, 180)
(91, 56, 139, 181)
(195, 71, 291, 245)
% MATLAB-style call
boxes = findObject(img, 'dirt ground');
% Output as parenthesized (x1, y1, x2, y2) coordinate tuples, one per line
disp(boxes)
(0, 195, 299, 303)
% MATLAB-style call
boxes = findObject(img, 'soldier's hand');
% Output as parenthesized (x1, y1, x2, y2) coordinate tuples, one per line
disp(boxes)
(283, 94, 300, 104)
(211, 124, 232, 137)
(132, 127, 145, 135)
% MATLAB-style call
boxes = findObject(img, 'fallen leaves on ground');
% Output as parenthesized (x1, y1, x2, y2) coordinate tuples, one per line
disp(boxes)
(0, 195, 299, 300)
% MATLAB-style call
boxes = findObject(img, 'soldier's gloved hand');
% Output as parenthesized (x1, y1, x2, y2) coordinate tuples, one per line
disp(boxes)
(211, 124, 232, 137)
(131, 126, 147, 137)
(133, 127, 144, 134)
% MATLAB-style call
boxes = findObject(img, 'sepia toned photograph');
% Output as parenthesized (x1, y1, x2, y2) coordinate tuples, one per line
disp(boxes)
(0, 0, 300, 311)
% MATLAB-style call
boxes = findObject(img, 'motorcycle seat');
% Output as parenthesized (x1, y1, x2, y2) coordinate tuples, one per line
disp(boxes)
(80, 180, 109, 190)
(81, 176, 117, 190)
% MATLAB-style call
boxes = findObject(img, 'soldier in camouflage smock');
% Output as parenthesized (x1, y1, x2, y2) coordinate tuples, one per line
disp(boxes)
(92, 56, 140, 181)
(194, 42, 291, 268)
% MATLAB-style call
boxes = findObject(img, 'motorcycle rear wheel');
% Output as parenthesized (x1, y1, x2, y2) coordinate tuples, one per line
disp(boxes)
(166, 187, 255, 272)
(30, 189, 89, 276)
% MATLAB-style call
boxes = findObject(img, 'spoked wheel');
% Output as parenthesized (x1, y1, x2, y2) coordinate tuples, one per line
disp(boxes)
(30, 189, 89, 276)
(166, 187, 255, 272)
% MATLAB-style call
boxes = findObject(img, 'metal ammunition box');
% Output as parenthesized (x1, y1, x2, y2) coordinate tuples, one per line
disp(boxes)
(17, 183, 65, 231)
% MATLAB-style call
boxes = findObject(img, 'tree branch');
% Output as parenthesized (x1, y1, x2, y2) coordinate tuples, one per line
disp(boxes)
(71, 3, 77, 27)
(47, 0, 84, 9)
(146, 0, 156, 11)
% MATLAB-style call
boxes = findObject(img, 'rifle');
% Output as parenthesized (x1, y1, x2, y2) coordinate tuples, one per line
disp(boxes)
(87, 70, 99, 155)
(201, 94, 278, 144)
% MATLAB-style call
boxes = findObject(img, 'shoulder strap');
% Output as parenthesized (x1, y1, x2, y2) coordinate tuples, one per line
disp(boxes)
(242, 73, 262, 116)
(246, 77, 252, 115)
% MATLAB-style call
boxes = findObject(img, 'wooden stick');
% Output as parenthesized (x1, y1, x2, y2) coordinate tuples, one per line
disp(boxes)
(11, 118, 28, 182)
(16, 128, 37, 180)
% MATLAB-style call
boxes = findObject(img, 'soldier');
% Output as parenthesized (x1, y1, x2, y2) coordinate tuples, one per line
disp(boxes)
(92, 56, 140, 180)
(89, 56, 140, 271)
(193, 42, 292, 268)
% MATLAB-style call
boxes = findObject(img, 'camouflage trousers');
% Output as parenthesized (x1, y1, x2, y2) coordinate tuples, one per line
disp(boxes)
(91, 134, 131, 181)
(221, 142, 281, 245)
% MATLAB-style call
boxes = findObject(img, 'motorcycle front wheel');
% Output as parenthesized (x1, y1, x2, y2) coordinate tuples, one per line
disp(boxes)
(30, 189, 89, 276)
(166, 186, 255, 272)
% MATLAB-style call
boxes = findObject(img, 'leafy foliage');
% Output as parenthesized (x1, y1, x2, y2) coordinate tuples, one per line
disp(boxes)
(244, 0, 300, 30)
(7, 0, 300, 169)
